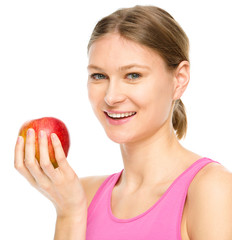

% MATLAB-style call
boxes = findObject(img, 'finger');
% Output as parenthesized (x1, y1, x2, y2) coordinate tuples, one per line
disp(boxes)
(24, 128, 36, 166)
(14, 135, 36, 186)
(24, 129, 50, 184)
(39, 130, 57, 181)
(51, 133, 72, 175)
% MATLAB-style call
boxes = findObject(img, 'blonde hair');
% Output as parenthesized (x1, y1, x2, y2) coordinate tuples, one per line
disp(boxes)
(87, 5, 189, 139)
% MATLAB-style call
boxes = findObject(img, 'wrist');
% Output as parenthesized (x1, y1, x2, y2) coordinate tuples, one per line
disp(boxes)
(54, 213, 87, 240)
(56, 201, 88, 220)
(57, 212, 87, 223)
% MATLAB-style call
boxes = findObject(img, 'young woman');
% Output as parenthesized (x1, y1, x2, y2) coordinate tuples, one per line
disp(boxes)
(14, 5, 232, 240)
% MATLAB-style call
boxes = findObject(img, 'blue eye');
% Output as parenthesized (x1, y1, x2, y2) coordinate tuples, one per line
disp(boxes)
(127, 73, 140, 80)
(90, 73, 106, 80)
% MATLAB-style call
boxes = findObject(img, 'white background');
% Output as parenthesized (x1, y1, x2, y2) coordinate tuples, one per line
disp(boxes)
(1, 0, 232, 239)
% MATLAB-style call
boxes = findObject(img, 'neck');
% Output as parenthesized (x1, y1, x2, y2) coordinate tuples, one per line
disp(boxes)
(119, 127, 198, 192)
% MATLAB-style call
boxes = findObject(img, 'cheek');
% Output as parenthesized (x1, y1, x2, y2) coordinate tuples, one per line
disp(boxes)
(134, 81, 173, 120)
(87, 84, 108, 122)
(132, 81, 170, 105)
(87, 88, 101, 122)
(87, 84, 103, 107)
(87, 86, 95, 106)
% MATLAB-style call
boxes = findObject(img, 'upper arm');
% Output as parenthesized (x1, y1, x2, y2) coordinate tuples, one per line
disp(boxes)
(80, 175, 110, 208)
(187, 163, 232, 240)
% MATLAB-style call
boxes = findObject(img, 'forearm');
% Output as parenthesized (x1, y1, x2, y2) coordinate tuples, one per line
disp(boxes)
(54, 213, 87, 240)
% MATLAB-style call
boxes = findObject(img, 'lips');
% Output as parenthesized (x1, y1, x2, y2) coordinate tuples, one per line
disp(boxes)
(104, 112, 136, 126)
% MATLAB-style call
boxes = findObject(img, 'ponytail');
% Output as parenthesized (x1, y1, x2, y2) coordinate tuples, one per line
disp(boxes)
(172, 99, 187, 140)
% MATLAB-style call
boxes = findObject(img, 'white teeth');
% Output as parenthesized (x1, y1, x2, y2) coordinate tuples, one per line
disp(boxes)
(107, 112, 136, 118)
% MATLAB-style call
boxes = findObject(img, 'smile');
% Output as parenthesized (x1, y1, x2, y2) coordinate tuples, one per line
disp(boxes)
(106, 111, 136, 119)
(104, 111, 137, 126)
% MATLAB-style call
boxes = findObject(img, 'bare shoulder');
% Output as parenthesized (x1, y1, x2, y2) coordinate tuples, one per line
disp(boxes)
(80, 175, 110, 207)
(186, 162, 232, 239)
(188, 162, 232, 200)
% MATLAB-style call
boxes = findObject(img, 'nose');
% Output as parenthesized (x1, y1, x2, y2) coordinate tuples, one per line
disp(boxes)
(104, 80, 126, 106)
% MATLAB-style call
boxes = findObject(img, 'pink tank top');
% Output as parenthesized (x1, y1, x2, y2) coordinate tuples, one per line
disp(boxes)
(86, 157, 220, 240)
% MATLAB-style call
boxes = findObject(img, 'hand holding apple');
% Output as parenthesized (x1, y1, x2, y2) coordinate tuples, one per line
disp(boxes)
(18, 117, 70, 168)
(15, 117, 88, 219)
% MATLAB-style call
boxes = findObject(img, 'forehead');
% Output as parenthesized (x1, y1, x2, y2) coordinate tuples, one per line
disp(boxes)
(88, 33, 165, 68)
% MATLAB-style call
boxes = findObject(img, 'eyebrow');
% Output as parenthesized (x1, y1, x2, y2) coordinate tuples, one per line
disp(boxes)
(87, 64, 151, 71)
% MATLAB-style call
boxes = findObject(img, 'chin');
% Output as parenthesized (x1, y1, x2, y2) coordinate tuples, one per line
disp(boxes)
(105, 131, 138, 144)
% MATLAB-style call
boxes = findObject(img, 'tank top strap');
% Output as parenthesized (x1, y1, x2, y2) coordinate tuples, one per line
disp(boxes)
(154, 157, 221, 239)
(157, 157, 221, 207)
(87, 171, 122, 222)
(168, 157, 221, 193)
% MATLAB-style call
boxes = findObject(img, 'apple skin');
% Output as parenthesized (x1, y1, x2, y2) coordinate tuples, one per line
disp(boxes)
(18, 117, 70, 168)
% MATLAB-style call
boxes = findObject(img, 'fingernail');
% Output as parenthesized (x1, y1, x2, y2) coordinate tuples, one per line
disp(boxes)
(51, 133, 56, 140)
(40, 130, 44, 138)
(27, 129, 33, 136)
(17, 136, 23, 144)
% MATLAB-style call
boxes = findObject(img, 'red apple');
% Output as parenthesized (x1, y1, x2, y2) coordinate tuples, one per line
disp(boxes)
(18, 117, 70, 168)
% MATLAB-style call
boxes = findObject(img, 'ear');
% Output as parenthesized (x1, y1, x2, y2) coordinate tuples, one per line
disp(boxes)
(172, 60, 190, 100)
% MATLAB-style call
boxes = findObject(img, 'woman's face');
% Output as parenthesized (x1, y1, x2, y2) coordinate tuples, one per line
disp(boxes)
(87, 33, 176, 144)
